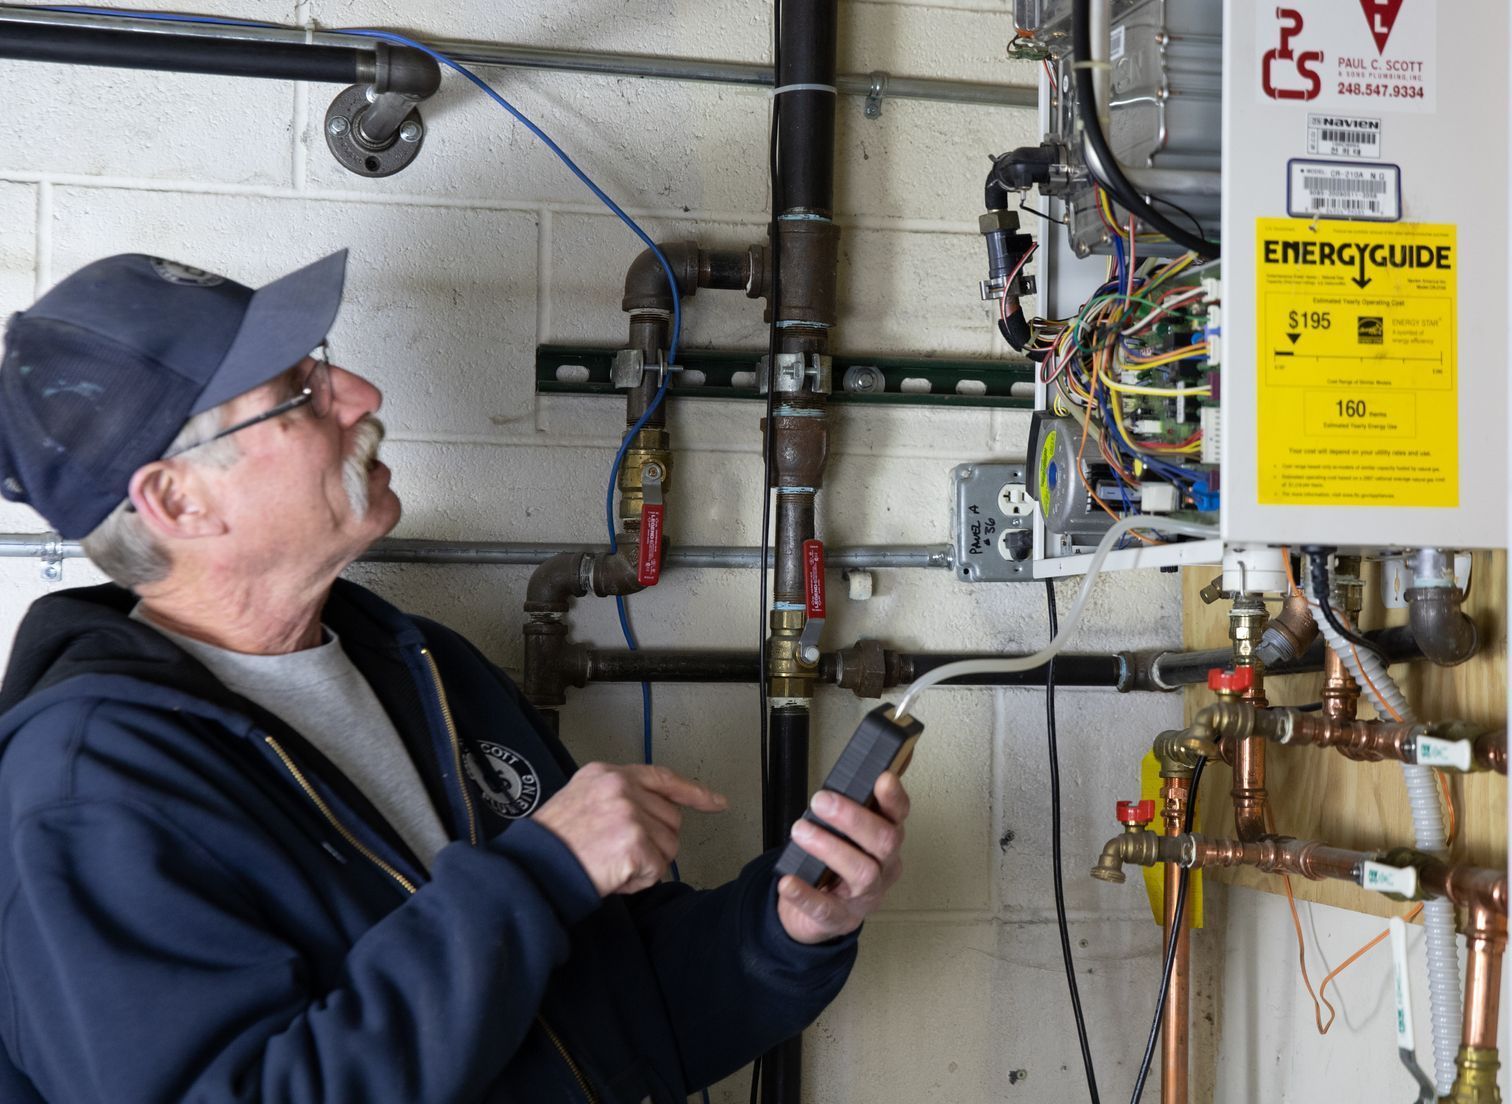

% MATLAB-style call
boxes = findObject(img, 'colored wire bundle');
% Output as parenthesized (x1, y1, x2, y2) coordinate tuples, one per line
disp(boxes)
(1034, 209, 1215, 539)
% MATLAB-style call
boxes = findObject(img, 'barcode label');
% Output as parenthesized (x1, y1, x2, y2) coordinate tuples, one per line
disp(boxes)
(1302, 175, 1388, 196)
(1287, 159, 1400, 222)
(1320, 128, 1377, 147)
(1307, 113, 1382, 160)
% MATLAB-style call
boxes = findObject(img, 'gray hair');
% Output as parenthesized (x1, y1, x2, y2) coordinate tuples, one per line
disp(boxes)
(80, 405, 243, 590)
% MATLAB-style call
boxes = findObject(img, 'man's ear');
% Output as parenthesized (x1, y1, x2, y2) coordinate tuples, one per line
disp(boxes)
(128, 461, 228, 540)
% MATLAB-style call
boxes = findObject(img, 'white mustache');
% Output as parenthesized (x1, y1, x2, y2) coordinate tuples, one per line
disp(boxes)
(343, 416, 385, 518)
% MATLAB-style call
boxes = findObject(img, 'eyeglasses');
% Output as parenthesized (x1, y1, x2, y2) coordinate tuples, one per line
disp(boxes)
(163, 345, 333, 460)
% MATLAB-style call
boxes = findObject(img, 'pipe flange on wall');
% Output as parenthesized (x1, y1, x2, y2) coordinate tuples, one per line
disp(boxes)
(324, 83, 425, 177)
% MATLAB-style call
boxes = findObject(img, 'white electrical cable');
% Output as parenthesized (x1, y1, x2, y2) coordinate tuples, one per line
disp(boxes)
(1306, 570, 1462, 1094)
(894, 516, 1218, 716)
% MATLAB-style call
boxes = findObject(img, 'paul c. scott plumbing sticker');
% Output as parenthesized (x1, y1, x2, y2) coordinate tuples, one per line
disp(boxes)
(1255, 218, 1458, 508)
(1258, 1, 1436, 113)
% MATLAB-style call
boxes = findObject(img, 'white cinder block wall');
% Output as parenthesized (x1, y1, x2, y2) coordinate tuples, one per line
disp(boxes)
(7, 3, 1492, 1103)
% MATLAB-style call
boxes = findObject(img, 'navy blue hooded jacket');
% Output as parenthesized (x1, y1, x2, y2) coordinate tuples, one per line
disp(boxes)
(0, 581, 857, 1103)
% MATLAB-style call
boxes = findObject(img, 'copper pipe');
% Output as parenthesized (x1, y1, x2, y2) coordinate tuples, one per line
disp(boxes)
(1160, 777, 1191, 1104)
(1462, 906, 1506, 1051)
(1475, 728, 1507, 775)
(1093, 833, 1509, 915)
(1188, 836, 1364, 883)
(1228, 596, 1271, 840)
(1320, 646, 1360, 721)
(1279, 712, 1417, 763)
(1231, 735, 1269, 840)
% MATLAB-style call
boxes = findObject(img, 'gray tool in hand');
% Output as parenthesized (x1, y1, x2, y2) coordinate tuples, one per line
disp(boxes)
(774, 704, 923, 887)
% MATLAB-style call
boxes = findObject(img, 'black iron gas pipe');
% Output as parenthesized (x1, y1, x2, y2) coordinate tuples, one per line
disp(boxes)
(763, 2, 840, 1102)
(0, 22, 441, 93)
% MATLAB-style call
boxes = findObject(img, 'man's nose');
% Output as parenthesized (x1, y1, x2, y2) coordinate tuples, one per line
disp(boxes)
(329, 365, 383, 424)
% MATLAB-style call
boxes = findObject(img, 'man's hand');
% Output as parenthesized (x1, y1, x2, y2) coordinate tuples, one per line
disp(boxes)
(533, 763, 728, 897)
(777, 771, 910, 945)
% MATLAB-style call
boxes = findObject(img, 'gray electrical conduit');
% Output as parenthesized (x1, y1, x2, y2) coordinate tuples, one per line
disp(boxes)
(0, 5, 1036, 110)
(0, 533, 952, 570)
(1307, 569, 1462, 1094)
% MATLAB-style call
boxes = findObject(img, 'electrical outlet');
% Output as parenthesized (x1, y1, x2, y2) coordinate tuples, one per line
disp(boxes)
(999, 482, 1033, 517)
(951, 463, 1032, 582)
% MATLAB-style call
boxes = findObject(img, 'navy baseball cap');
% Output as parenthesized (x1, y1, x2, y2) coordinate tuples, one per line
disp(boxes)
(0, 250, 347, 539)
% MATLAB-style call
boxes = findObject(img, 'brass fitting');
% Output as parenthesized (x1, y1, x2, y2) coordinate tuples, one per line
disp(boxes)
(1256, 590, 1318, 667)
(1445, 1047, 1501, 1104)
(1228, 593, 1269, 707)
(1153, 729, 1215, 778)
(616, 426, 672, 532)
(767, 607, 816, 699)
(1188, 698, 1259, 759)
(1318, 556, 1366, 722)
(1091, 830, 1175, 884)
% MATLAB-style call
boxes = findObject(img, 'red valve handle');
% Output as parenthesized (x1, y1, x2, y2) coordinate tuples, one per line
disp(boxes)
(637, 504, 665, 586)
(1207, 666, 1255, 694)
(1116, 799, 1156, 825)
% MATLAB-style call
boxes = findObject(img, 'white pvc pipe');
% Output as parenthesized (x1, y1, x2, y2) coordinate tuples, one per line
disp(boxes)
(1307, 572, 1462, 1094)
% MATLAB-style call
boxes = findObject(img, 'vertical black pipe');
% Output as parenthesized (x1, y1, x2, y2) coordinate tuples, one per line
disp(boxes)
(762, 706, 809, 1104)
(765, 706, 811, 848)
(764, 3, 838, 1103)
(773, 491, 814, 600)
(774, 1, 839, 214)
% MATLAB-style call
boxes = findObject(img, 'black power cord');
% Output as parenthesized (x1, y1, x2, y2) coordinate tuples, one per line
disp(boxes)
(1069, 0, 1220, 258)
(1302, 546, 1386, 663)
(1127, 756, 1207, 1103)
(1046, 580, 1102, 1103)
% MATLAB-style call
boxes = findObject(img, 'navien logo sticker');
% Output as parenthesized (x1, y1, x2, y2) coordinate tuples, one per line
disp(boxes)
(1359, 0, 1405, 53)
(1262, 9, 1323, 102)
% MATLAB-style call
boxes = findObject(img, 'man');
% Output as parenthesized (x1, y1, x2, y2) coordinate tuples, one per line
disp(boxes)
(0, 251, 910, 1103)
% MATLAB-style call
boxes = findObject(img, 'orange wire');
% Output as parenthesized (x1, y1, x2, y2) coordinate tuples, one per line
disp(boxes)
(1286, 874, 1425, 1036)
(1280, 545, 1302, 596)
(1273, 570, 1452, 1034)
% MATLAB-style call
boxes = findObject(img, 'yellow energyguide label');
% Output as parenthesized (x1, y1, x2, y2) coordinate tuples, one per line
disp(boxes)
(1255, 218, 1457, 507)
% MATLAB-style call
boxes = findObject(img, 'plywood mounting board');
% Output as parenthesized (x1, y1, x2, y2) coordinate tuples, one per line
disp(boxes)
(1183, 552, 1507, 920)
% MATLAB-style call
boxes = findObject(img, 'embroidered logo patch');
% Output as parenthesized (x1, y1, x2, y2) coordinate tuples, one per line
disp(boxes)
(149, 258, 226, 287)
(464, 742, 542, 819)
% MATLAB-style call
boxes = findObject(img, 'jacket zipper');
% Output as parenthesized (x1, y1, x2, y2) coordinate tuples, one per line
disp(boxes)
(420, 647, 479, 846)
(270, 697, 594, 1100)
(264, 736, 418, 896)
(537, 1016, 599, 1104)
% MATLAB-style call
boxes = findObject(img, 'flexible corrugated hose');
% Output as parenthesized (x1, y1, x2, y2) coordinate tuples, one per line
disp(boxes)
(1307, 565, 1461, 1094)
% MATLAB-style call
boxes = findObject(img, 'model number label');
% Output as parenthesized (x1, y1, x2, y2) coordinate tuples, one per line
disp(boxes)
(1287, 159, 1400, 222)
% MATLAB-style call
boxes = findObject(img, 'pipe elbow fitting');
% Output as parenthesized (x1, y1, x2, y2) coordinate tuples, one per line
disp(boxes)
(525, 552, 592, 612)
(369, 41, 443, 98)
(1406, 586, 1479, 667)
(622, 241, 700, 313)
(1091, 831, 1170, 883)
(1153, 729, 1213, 776)
(1091, 837, 1131, 884)
(1473, 728, 1507, 775)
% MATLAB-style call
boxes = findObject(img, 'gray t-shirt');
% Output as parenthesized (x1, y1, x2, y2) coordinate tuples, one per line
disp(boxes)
(130, 605, 450, 869)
